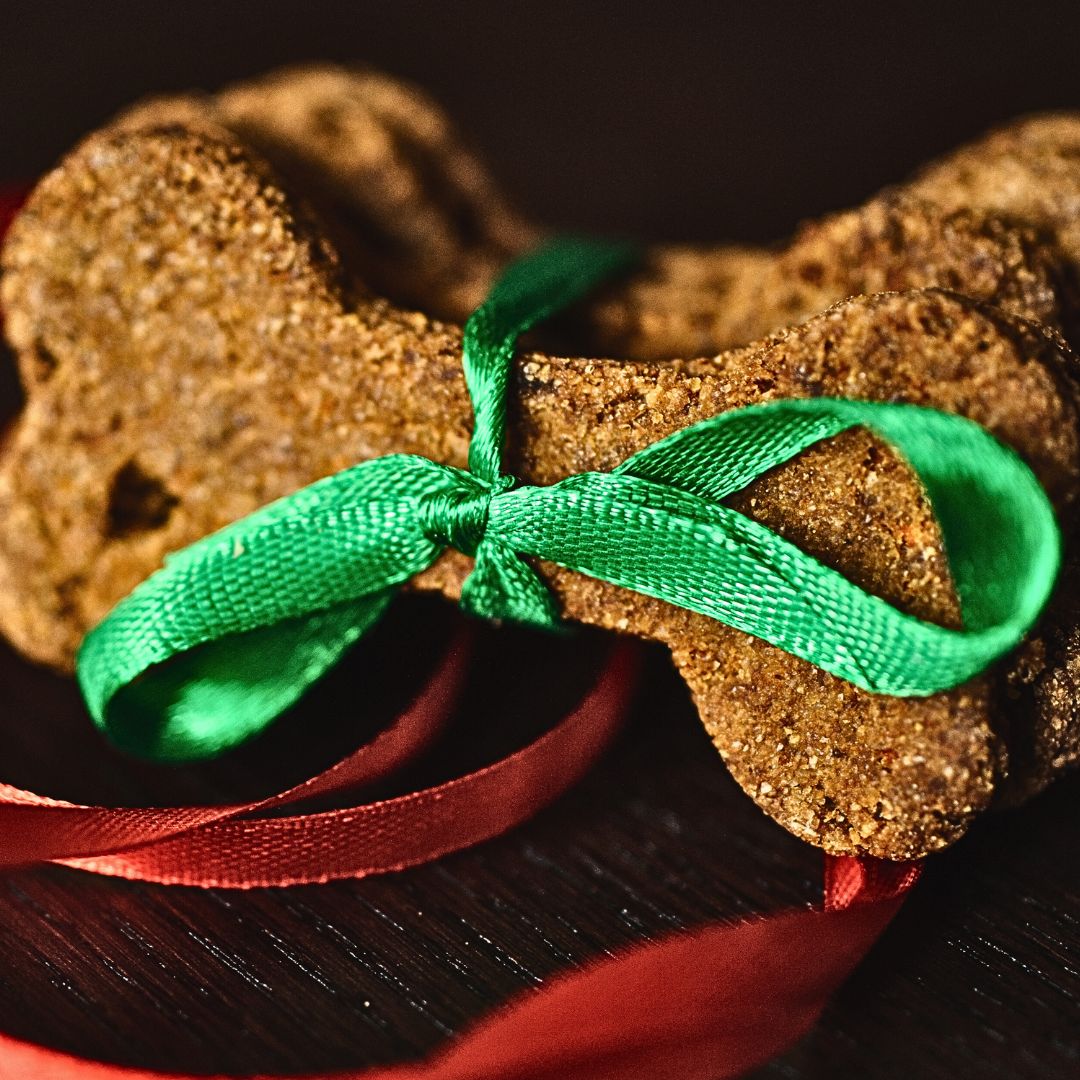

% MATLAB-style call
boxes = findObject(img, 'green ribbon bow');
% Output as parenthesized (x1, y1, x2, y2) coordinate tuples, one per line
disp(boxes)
(76, 238, 1062, 761)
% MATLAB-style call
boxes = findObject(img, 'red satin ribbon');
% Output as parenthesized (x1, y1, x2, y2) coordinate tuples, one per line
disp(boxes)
(0, 184, 920, 1079)
(1, 634, 638, 885)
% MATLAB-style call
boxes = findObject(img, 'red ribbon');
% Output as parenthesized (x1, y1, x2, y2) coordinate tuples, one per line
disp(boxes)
(0, 857, 918, 1080)
(0, 185, 920, 1078)
(0, 630, 918, 1080)
(0, 633, 639, 886)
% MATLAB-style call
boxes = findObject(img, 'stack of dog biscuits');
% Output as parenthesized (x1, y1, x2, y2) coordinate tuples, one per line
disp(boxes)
(4, 65, 1080, 859)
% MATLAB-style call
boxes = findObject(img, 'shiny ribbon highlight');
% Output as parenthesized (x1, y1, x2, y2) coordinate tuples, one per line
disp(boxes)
(76, 238, 1061, 761)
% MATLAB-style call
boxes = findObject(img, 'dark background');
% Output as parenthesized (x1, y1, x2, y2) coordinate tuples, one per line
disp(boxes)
(9, 1, 1080, 244)
(2, 3, 1080, 1078)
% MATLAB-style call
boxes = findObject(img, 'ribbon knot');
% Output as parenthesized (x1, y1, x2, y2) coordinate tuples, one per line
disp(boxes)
(418, 481, 491, 557)
(417, 474, 513, 558)
(75, 238, 1062, 762)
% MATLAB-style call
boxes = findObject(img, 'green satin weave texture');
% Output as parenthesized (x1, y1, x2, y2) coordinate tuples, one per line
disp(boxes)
(76, 237, 1061, 761)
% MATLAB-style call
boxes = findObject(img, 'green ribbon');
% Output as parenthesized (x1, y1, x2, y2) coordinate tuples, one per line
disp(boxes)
(76, 238, 1062, 761)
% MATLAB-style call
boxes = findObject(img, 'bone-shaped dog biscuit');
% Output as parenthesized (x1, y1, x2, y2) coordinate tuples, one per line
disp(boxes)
(3, 96, 1080, 859)
(181, 66, 1080, 811)
(115, 65, 1067, 360)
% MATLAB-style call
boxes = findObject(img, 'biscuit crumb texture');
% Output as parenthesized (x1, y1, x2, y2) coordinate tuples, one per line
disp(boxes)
(3, 72, 1080, 858)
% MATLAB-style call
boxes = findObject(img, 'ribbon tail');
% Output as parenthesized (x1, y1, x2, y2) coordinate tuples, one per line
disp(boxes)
(460, 540, 561, 630)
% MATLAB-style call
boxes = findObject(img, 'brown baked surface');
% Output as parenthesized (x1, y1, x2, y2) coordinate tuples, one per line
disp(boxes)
(186, 68, 1080, 819)
(116, 66, 1069, 359)
(3, 72, 1080, 858)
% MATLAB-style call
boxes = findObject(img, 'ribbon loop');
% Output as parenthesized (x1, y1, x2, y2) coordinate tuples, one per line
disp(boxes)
(492, 398, 1061, 696)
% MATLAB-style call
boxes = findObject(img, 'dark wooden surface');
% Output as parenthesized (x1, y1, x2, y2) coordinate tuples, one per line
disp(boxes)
(2, 5, 1080, 1077)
